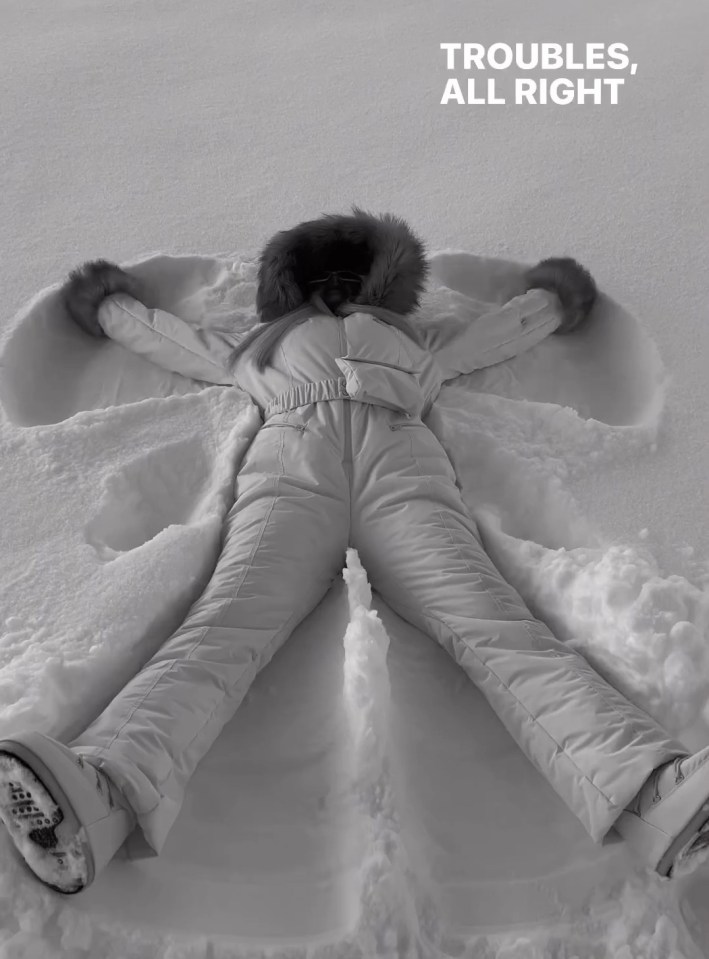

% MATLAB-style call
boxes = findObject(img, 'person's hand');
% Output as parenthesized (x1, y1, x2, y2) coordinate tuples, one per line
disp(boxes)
(61, 260, 146, 337)
(524, 257, 598, 334)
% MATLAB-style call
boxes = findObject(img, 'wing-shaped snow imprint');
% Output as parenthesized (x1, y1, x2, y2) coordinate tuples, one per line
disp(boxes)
(0, 287, 204, 427)
(0, 253, 258, 426)
(2, 251, 707, 957)
(428, 253, 667, 428)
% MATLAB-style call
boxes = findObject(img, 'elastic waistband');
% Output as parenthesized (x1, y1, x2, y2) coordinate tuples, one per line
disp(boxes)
(264, 377, 350, 418)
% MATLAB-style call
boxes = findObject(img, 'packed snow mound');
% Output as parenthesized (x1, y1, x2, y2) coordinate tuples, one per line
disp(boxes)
(474, 511, 709, 737)
(0, 251, 708, 957)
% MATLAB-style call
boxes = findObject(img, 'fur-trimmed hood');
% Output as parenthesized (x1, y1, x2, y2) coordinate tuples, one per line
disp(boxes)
(255, 207, 428, 321)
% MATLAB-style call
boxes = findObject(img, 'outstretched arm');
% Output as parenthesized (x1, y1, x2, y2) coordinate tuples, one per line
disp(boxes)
(421, 257, 597, 381)
(62, 260, 240, 386)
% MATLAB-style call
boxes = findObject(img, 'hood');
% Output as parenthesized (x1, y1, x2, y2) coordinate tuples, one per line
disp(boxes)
(255, 207, 428, 322)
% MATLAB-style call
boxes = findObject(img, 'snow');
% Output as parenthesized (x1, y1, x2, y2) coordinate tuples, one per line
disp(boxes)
(1, 0, 708, 956)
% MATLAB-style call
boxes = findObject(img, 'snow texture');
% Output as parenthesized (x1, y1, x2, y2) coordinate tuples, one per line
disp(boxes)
(1, 249, 708, 957)
(1, 0, 708, 956)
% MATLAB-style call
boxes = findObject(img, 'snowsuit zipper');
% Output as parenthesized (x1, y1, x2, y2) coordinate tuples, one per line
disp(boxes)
(343, 401, 353, 471)
(339, 324, 354, 540)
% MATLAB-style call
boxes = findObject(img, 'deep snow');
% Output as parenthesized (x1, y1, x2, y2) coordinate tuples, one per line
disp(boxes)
(1, 0, 708, 956)
(1, 249, 708, 958)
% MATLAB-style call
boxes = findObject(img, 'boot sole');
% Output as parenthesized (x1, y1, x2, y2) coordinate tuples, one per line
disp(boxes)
(0, 744, 94, 894)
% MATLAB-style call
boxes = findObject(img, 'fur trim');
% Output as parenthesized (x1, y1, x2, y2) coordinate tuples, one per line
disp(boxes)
(524, 257, 597, 334)
(61, 259, 145, 337)
(256, 207, 428, 321)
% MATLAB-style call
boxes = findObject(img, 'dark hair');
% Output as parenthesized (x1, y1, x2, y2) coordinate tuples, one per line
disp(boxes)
(233, 209, 429, 372)
(228, 294, 423, 373)
(228, 302, 314, 373)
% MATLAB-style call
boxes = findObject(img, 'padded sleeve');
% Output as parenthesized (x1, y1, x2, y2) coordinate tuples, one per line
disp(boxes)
(420, 285, 564, 381)
(97, 294, 237, 385)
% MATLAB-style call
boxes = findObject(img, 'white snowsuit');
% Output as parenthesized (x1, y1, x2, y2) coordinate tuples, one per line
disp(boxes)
(71, 280, 684, 858)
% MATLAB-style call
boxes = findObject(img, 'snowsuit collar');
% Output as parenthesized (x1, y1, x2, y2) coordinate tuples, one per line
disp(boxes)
(255, 208, 429, 322)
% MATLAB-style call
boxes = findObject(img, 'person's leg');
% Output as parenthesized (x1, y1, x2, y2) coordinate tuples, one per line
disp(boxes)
(350, 409, 691, 855)
(73, 407, 349, 854)
(0, 406, 349, 888)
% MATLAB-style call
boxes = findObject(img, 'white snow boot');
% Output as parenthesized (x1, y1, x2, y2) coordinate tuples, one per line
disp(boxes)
(0, 730, 136, 894)
(614, 747, 709, 878)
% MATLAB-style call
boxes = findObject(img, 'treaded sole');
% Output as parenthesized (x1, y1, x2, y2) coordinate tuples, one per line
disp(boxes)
(0, 749, 91, 894)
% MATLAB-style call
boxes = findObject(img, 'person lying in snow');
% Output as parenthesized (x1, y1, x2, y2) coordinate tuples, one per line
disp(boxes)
(1, 209, 708, 896)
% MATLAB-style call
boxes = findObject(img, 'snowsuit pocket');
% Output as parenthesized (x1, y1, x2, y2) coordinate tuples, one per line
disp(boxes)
(335, 357, 425, 417)
(261, 422, 306, 432)
(387, 415, 459, 486)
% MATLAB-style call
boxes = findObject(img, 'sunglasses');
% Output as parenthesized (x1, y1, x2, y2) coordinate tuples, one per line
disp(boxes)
(307, 271, 363, 288)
